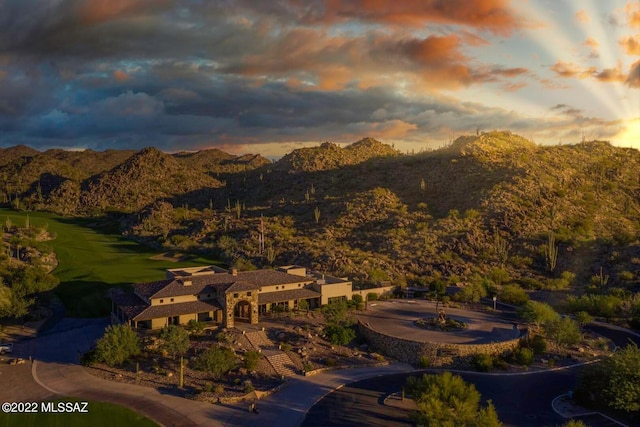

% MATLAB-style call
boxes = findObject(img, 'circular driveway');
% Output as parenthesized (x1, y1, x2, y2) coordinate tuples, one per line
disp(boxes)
(357, 300, 520, 344)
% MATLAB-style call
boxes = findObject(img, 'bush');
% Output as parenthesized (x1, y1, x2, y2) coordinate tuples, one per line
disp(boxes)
(529, 335, 547, 355)
(419, 355, 430, 368)
(545, 317, 581, 347)
(158, 325, 190, 359)
(280, 342, 292, 352)
(514, 348, 534, 366)
(244, 350, 261, 370)
(243, 380, 254, 393)
(366, 292, 378, 301)
(324, 325, 356, 346)
(499, 284, 529, 305)
(472, 353, 493, 372)
(352, 294, 363, 304)
(95, 325, 141, 366)
(192, 346, 237, 379)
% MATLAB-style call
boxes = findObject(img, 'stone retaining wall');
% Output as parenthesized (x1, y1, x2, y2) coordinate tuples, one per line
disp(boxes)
(359, 321, 527, 365)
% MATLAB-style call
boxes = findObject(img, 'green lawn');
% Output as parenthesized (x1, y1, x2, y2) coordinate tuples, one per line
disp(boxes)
(0, 399, 158, 427)
(0, 208, 215, 317)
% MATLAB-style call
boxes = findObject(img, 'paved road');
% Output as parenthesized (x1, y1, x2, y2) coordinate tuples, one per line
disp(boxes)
(303, 368, 578, 427)
(303, 322, 640, 427)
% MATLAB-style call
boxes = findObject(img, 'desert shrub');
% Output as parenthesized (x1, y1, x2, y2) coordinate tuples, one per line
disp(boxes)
(95, 324, 141, 366)
(618, 271, 634, 282)
(529, 335, 547, 355)
(192, 346, 237, 379)
(243, 380, 254, 393)
(325, 357, 337, 367)
(324, 325, 356, 346)
(514, 348, 534, 366)
(280, 342, 292, 352)
(545, 317, 581, 347)
(204, 382, 213, 393)
(472, 353, 493, 372)
(419, 355, 430, 368)
(352, 294, 363, 304)
(499, 284, 529, 305)
(244, 350, 261, 370)
(366, 292, 379, 301)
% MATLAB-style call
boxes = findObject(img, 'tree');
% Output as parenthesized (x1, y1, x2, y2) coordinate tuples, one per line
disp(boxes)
(193, 345, 237, 379)
(453, 281, 487, 304)
(519, 301, 559, 330)
(95, 325, 141, 366)
(406, 372, 501, 426)
(576, 343, 640, 414)
(297, 299, 309, 312)
(159, 325, 190, 359)
(499, 284, 529, 306)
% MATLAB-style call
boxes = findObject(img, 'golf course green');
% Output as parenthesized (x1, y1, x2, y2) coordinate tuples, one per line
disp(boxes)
(0, 399, 158, 427)
(1, 208, 214, 317)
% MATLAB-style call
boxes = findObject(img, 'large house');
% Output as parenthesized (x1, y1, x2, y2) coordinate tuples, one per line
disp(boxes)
(110, 265, 353, 329)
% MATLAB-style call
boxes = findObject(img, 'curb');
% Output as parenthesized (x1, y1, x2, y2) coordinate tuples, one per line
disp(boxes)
(551, 393, 628, 427)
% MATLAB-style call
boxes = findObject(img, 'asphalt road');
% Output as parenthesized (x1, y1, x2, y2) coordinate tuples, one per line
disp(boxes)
(303, 322, 640, 427)
(302, 369, 577, 427)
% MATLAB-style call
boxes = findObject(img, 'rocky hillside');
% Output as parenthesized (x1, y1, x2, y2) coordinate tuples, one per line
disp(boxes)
(0, 145, 267, 214)
(119, 132, 639, 305)
(274, 137, 398, 172)
(78, 147, 224, 213)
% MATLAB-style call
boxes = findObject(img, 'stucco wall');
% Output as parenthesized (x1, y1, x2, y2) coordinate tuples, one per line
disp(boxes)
(313, 282, 353, 305)
(359, 321, 527, 365)
(352, 286, 395, 299)
(150, 294, 197, 306)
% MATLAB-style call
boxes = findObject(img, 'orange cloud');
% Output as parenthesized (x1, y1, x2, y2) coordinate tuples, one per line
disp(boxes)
(76, 0, 171, 25)
(113, 70, 130, 82)
(582, 37, 599, 49)
(620, 36, 640, 55)
(575, 10, 590, 23)
(320, 0, 525, 35)
(551, 61, 596, 79)
(626, 2, 640, 28)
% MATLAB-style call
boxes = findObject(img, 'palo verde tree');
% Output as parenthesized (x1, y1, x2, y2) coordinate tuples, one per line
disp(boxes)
(575, 343, 640, 417)
(406, 372, 501, 426)
(159, 324, 190, 359)
(95, 324, 141, 366)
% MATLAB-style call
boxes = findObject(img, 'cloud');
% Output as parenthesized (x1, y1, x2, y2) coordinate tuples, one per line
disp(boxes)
(575, 10, 590, 23)
(309, 0, 528, 35)
(626, 2, 640, 28)
(620, 36, 640, 55)
(551, 60, 630, 85)
(627, 60, 640, 87)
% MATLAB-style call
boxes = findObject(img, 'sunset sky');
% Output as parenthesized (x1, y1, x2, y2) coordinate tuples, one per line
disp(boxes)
(0, 0, 639, 157)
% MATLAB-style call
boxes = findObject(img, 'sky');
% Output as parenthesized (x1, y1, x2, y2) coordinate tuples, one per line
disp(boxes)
(0, 0, 639, 157)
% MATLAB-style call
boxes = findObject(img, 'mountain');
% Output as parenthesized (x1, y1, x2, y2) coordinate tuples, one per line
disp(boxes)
(274, 137, 398, 172)
(173, 149, 270, 173)
(78, 147, 224, 213)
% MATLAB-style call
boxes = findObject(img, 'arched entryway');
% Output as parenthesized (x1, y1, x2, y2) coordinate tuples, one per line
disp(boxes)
(233, 300, 253, 323)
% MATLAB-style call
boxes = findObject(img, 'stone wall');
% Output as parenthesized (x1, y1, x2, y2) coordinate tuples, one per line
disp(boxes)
(359, 321, 527, 365)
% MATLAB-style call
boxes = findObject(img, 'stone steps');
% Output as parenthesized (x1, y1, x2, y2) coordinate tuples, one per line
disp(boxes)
(266, 352, 298, 377)
(245, 330, 274, 350)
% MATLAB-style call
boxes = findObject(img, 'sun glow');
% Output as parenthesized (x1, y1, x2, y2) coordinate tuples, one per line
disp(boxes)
(615, 119, 640, 148)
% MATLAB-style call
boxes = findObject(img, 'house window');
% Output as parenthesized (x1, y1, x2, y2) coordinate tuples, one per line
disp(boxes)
(170, 298, 174, 302)
(159, 299, 164, 304)
(298, 284, 301, 287)
(276, 286, 279, 290)
(234, 293, 239, 298)
(207, 293, 211, 298)
(247, 292, 252, 297)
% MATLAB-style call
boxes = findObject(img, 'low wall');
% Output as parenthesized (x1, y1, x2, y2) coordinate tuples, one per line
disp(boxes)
(359, 321, 527, 365)
(352, 286, 395, 299)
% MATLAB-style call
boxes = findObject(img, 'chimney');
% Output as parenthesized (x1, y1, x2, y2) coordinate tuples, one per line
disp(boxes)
(231, 268, 238, 276)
